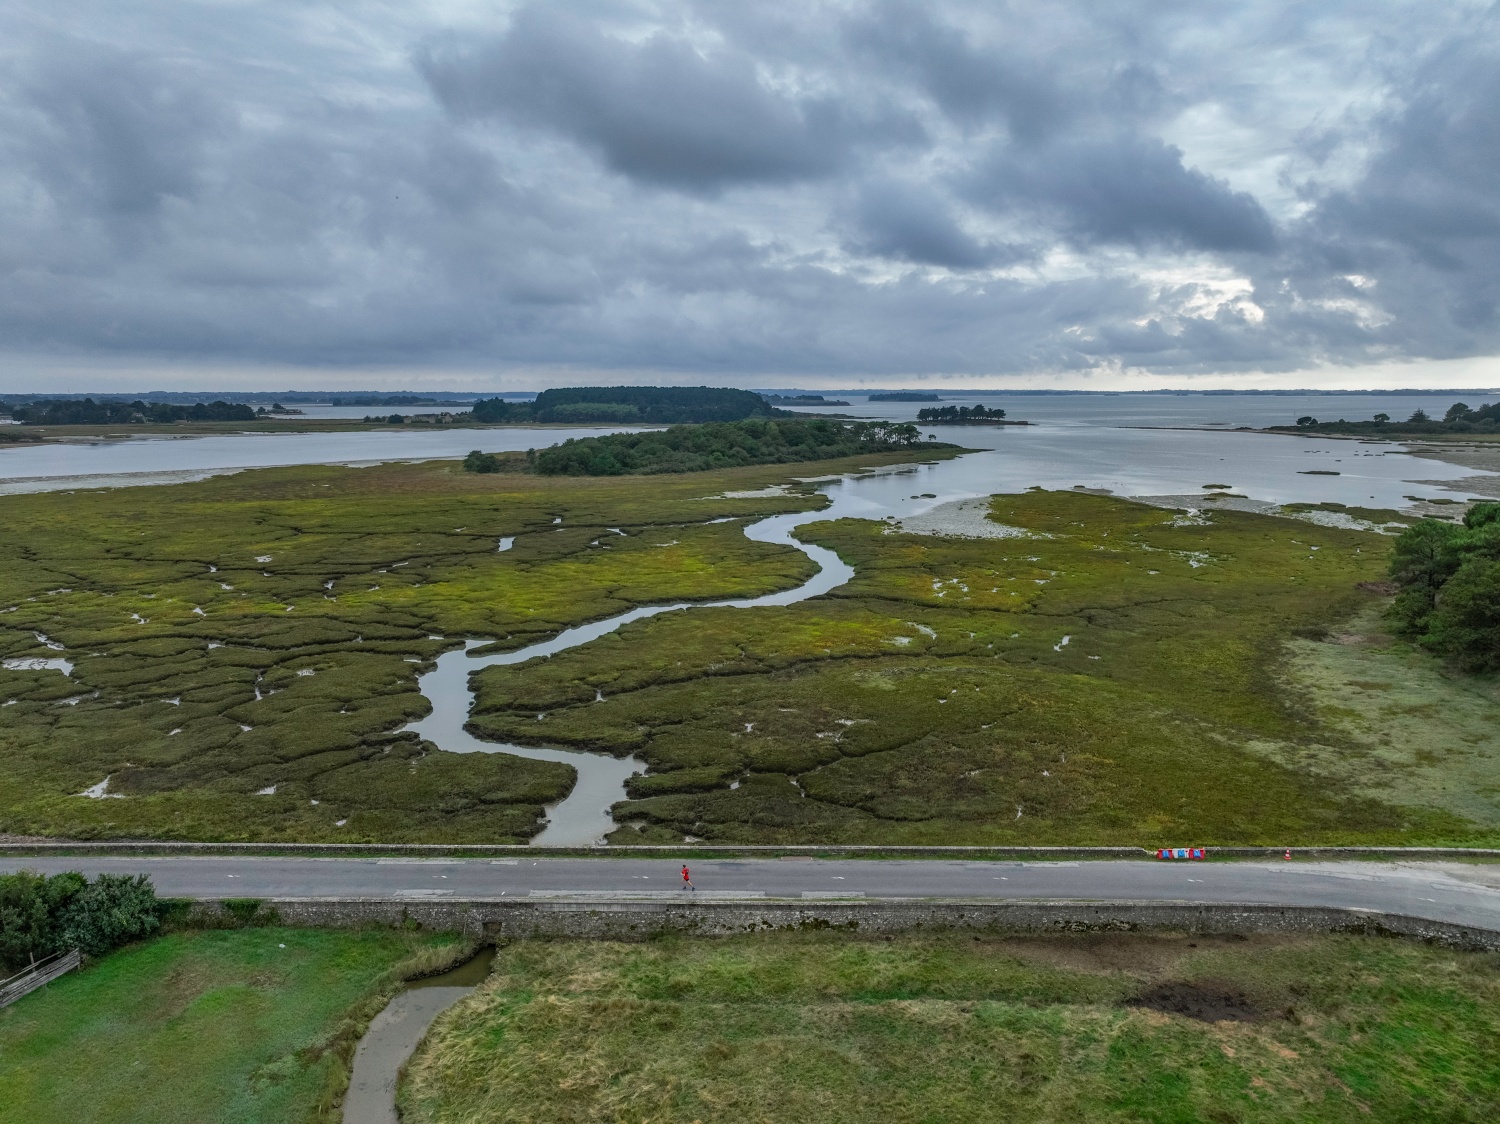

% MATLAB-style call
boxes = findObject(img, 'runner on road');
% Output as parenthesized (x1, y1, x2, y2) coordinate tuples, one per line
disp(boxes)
(681, 864, 694, 891)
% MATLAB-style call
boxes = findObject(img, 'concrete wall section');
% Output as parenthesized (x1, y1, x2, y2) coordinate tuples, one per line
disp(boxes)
(188, 898, 1500, 952)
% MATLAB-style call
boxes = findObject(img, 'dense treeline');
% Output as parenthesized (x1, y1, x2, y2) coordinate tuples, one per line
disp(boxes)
(471, 385, 773, 425)
(1389, 502, 1500, 671)
(0, 870, 160, 971)
(529, 418, 929, 476)
(917, 403, 1008, 423)
(8, 398, 255, 425)
(1284, 402, 1500, 435)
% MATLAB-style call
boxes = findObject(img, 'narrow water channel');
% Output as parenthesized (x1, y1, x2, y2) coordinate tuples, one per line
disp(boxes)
(401, 503, 861, 845)
(342, 946, 497, 1124)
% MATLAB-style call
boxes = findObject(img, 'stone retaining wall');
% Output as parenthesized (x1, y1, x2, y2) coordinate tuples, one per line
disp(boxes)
(185, 897, 1500, 952)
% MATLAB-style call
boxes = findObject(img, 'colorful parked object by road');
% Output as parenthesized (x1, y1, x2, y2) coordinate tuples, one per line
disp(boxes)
(1156, 848, 1206, 860)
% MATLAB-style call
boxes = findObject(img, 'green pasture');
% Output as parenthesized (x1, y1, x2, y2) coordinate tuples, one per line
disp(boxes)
(401, 931, 1500, 1123)
(0, 926, 462, 1124)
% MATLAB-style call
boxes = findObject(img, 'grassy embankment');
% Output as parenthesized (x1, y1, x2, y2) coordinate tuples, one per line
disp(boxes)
(401, 932, 1500, 1123)
(0, 926, 465, 1124)
(1, 453, 938, 842)
(471, 489, 1500, 845)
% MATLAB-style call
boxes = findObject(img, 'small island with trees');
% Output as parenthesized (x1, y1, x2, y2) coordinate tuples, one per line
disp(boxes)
(916, 403, 1025, 425)
(470, 385, 775, 425)
(464, 417, 940, 476)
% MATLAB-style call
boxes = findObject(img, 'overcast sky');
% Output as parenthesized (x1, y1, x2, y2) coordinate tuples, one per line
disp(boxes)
(3, 0, 1500, 392)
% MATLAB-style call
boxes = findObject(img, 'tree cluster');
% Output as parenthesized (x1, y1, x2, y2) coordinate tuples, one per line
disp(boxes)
(1388, 502, 1500, 672)
(532, 417, 927, 476)
(916, 404, 1008, 423)
(471, 386, 774, 426)
(1291, 402, 1500, 435)
(0, 871, 160, 972)
(10, 398, 256, 425)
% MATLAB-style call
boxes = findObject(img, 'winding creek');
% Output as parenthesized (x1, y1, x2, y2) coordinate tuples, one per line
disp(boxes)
(401, 502, 859, 845)
(399, 430, 1499, 846)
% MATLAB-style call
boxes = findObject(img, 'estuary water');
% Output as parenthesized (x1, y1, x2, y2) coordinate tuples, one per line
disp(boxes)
(0, 425, 639, 494)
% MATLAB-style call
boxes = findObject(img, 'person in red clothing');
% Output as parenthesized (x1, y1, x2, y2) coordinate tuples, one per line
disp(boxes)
(681, 864, 694, 891)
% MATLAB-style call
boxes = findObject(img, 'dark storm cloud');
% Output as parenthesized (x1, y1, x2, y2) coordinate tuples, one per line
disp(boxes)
(847, 179, 1016, 269)
(0, 0, 1496, 384)
(966, 134, 1278, 254)
(418, 5, 922, 192)
(18, 44, 228, 219)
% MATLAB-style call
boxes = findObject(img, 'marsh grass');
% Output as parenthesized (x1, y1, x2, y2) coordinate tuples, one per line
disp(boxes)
(0, 926, 466, 1124)
(400, 932, 1500, 1123)
(474, 490, 1490, 844)
(1, 454, 925, 841)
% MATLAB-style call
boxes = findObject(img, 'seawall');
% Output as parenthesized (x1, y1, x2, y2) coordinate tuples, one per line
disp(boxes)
(185, 897, 1500, 952)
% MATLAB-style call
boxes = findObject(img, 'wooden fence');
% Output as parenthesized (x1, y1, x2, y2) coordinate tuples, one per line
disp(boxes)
(0, 949, 81, 1009)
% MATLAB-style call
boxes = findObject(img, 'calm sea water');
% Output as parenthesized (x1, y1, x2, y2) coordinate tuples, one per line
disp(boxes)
(0, 393, 1495, 503)
(780, 391, 1500, 429)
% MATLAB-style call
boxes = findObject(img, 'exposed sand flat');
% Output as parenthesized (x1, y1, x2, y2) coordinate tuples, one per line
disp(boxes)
(1404, 444, 1500, 474)
(1129, 494, 1408, 533)
(1412, 474, 1500, 499)
(885, 497, 1028, 539)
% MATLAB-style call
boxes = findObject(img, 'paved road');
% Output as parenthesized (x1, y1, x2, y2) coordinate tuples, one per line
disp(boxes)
(6, 856, 1500, 930)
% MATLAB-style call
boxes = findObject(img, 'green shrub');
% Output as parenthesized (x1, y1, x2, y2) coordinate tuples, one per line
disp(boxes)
(0, 871, 158, 970)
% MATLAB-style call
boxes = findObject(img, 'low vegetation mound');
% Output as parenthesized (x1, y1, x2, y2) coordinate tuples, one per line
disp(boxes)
(531, 418, 929, 476)
(1276, 401, 1500, 435)
(1387, 501, 1500, 671)
(7, 398, 255, 425)
(400, 932, 1500, 1123)
(868, 391, 940, 401)
(470, 385, 773, 425)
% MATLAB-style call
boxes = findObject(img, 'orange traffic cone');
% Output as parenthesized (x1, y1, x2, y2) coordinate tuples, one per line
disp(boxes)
(1283, 848, 1292, 861)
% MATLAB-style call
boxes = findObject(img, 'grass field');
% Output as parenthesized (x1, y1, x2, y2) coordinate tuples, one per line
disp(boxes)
(0, 454, 918, 842)
(0, 926, 464, 1124)
(472, 489, 1499, 845)
(401, 931, 1500, 1124)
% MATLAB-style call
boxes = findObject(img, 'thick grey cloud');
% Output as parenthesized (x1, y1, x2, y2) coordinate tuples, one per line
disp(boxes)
(966, 134, 1277, 253)
(418, 5, 921, 192)
(0, 0, 1496, 387)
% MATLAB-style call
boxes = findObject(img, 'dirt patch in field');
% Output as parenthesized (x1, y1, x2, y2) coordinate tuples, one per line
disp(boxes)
(1125, 980, 1263, 1023)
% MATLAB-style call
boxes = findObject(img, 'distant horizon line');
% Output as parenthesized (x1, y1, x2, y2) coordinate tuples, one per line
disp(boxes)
(3, 386, 1500, 401)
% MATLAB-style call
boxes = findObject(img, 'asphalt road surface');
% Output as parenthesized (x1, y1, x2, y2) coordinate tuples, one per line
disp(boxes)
(5, 856, 1500, 930)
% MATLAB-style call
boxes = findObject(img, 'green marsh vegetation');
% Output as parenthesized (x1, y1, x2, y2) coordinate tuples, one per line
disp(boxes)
(472, 490, 1498, 845)
(0, 925, 465, 1124)
(401, 932, 1500, 1123)
(0, 454, 930, 842)
(6, 449, 1496, 846)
